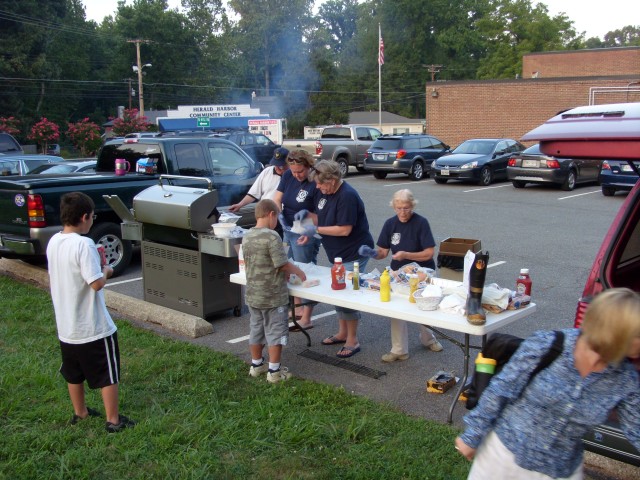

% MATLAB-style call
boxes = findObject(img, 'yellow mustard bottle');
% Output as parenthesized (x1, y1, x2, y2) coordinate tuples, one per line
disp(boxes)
(380, 267, 391, 302)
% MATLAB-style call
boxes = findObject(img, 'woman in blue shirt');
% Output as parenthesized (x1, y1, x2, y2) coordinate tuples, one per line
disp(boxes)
(455, 288, 640, 479)
(298, 160, 374, 358)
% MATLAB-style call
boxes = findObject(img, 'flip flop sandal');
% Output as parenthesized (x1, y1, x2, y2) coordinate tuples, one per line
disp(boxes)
(336, 345, 361, 358)
(322, 335, 347, 346)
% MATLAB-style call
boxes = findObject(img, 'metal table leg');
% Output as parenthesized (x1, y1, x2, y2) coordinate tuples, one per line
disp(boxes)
(289, 295, 311, 346)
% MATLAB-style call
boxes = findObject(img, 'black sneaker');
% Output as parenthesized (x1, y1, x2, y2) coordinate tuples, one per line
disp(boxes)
(105, 415, 136, 433)
(70, 407, 102, 425)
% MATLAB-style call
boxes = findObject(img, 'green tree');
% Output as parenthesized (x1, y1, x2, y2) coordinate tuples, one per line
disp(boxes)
(28, 118, 60, 153)
(476, 0, 579, 79)
(67, 118, 102, 156)
(603, 26, 640, 47)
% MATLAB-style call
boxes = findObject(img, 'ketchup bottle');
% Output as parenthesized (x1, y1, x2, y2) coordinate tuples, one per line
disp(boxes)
(331, 257, 346, 290)
(516, 268, 532, 296)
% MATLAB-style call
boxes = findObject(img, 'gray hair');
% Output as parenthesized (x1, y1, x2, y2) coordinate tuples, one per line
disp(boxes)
(390, 189, 418, 209)
(309, 159, 342, 183)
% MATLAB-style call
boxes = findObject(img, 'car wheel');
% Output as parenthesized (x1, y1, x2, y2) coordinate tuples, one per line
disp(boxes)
(88, 222, 133, 278)
(479, 166, 493, 186)
(409, 161, 424, 181)
(512, 180, 526, 189)
(601, 186, 616, 196)
(561, 170, 576, 191)
(373, 171, 388, 179)
(434, 177, 448, 184)
(336, 157, 349, 178)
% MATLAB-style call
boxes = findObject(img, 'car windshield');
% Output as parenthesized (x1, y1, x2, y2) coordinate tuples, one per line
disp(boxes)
(453, 141, 495, 155)
(371, 138, 402, 150)
(30, 164, 90, 174)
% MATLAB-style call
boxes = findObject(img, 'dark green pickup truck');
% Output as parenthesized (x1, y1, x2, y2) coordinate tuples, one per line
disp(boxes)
(0, 136, 263, 276)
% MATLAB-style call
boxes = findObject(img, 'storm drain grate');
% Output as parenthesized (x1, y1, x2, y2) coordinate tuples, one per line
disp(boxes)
(298, 349, 387, 379)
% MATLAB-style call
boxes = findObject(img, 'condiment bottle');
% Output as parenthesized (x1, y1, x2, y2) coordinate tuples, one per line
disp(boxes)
(516, 268, 532, 296)
(380, 267, 391, 302)
(408, 274, 419, 303)
(331, 257, 346, 290)
(352, 261, 360, 290)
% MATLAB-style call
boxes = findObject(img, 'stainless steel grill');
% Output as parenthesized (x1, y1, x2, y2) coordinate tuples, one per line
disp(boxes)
(105, 175, 255, 319)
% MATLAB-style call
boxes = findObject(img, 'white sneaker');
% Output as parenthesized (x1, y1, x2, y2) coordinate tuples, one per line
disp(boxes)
(249, 363, 269, 377)
(267, 367, 292, 383)
(425, 340, 444, 352)
(381, 352, 409, 362)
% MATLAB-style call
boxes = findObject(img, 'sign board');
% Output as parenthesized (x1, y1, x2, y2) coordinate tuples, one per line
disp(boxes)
(197, 117, 210, 127)
(167, 104, 266, 119)
(304, 126, 325, 139)
(248, 119, 283, 145)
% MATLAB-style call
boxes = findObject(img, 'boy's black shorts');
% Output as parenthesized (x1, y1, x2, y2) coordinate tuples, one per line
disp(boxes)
(59, 332, 120, 389)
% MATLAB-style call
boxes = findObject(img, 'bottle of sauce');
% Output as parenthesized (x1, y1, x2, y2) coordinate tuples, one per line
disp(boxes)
(352, 261, 360, 290)
(331, 257, 346, 290)
(380, 267, 391, 302)
(516, 268, 532, 296)
(408, 274, 419, 303)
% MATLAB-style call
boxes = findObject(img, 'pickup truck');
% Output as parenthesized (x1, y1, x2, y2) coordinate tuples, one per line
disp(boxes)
(0, 136, 263, 277)
(314, 125, 382, 177)
(282, 125, 382, 177)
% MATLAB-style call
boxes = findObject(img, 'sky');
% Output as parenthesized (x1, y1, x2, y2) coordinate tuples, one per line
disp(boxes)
(82, 0, 639, 40)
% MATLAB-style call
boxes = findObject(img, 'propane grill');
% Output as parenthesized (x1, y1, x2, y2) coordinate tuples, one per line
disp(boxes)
(105, 175, 255, 319)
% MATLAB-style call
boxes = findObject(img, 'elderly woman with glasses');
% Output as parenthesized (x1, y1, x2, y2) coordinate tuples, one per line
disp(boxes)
(298, 159, 374, 358)
(359, 189, 443, 362)
(272, 150, 321, 330)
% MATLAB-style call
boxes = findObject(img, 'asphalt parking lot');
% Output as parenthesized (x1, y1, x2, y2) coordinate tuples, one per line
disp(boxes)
(68, 170, 638, 478)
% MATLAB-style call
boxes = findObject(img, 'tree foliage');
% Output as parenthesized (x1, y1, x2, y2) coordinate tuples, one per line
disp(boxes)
(0, 0, 635, 138)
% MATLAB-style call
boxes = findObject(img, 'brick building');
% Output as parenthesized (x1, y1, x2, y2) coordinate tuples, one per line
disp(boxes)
(425, 47, 640, 148)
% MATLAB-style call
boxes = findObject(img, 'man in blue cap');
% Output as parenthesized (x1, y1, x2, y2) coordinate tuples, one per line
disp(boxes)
(229, 148, 290, 236)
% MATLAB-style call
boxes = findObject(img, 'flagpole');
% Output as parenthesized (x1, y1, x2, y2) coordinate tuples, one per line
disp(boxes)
(378, 23, 382, 130)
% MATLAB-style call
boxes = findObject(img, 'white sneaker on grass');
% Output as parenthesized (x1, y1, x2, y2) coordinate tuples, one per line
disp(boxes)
(249, 363, 269, 377)
(267, 367, 292, 383)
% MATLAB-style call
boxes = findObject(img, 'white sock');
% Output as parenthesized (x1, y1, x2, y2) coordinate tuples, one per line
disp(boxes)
(269, 362, 280, 372)
(252, 358, 263, 366)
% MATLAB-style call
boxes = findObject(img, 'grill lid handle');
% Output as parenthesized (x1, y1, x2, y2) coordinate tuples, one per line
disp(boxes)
(158, 175, 214, 191)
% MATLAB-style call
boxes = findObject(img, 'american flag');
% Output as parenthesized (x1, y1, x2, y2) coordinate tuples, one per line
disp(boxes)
(378, 34, 384, 65)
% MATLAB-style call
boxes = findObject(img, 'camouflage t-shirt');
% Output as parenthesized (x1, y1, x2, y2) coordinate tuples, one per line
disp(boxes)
(242, 227, 289, 309)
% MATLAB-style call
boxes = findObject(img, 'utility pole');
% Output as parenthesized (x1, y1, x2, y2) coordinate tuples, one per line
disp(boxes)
(126, 78, 133, 110)
(127, 39, 150, 118)
(423, 64, 443, 82)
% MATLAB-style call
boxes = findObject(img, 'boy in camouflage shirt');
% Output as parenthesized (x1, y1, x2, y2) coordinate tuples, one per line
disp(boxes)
(242, 199, 307, 383)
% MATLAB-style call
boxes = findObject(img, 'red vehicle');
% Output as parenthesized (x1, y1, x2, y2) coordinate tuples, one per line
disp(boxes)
(524, 102, 640, 466)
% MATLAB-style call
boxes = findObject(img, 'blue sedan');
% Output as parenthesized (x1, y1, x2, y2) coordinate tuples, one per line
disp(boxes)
(431, 138, 525, 186)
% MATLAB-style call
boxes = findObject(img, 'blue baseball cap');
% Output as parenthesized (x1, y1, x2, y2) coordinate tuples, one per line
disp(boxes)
(269, 147, 289, 167)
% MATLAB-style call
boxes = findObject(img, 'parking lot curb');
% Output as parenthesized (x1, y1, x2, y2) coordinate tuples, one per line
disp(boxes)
(0, 258, 213, 338)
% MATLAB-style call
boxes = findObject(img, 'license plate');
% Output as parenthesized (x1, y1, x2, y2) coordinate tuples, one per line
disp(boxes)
(522, 159, 538, 168)
(441, 169, 449, 176)
(373, 154, 386, 161)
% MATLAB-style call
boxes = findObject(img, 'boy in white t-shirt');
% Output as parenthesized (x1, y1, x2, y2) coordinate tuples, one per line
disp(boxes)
(46, 192, 135, 433)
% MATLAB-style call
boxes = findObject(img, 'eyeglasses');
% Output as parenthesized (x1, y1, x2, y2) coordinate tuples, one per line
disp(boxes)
(287, 157, 307, 165)
(92, 214, 97, 220)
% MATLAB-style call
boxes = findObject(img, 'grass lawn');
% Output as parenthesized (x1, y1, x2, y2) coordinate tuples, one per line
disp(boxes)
(0, 275, 470, 479)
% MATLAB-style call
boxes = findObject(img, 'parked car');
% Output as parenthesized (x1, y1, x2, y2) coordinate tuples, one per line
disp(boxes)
(0, 155, 60, 175)
(363, 134, 450, 180)
(0, 132, 23, 155)
(46, 144, 61, 155)
(599, 160, 640, 196)
(431, 138, 525, 186)
(213, 131, 280, 166)
(521, 103, 640, 465)
(507, 143, 602, 191)
(28, 159, 97, 174)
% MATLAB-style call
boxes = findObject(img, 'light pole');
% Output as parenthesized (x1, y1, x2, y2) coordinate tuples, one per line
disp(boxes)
(128, 39, 151, 118)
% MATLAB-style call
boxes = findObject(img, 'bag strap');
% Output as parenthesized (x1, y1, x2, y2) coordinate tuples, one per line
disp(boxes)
(527, 330, 565, 386)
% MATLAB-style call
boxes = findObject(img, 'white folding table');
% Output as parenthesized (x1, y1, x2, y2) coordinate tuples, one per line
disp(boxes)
(230, 266, 536, 422)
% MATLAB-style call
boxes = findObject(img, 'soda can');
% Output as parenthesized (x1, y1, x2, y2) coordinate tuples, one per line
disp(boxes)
(96, 245, 106, 267)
